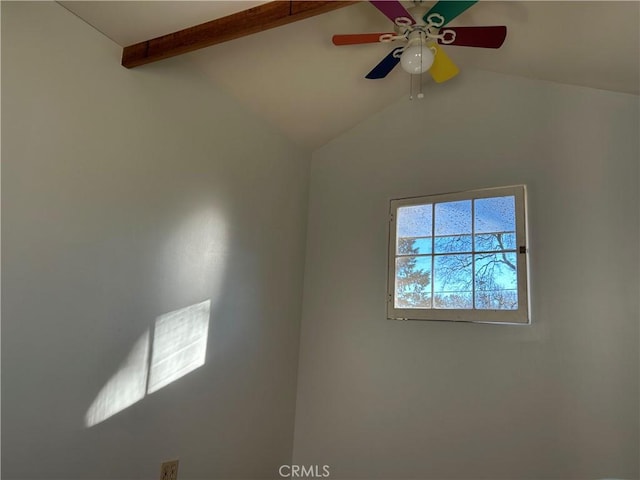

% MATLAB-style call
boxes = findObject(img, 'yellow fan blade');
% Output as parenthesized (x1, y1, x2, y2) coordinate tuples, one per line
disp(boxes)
(429, 44, 459, 83)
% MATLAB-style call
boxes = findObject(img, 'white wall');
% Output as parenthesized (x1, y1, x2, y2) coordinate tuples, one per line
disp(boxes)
(2, 2, 308, 479)
(4, 2, 639, 479)
(294, 70, 639, 478)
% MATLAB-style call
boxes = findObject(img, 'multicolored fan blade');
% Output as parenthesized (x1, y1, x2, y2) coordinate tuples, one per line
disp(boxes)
(423, 1, 477, 26)
(429, 44, 459, 83)
(370, 1, 416, 25)
(438, 26, 507, 48)
(365, 47, 403, 79)
(332, 33, 396, 46)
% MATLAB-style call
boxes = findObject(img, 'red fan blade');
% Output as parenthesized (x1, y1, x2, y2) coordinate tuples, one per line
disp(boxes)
(332, 33, 396, 46)
(370, 1, 416, 25)
(438, 26, 507, 49)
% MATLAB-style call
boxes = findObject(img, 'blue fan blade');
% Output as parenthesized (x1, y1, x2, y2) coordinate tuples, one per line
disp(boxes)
(423, 1, 477, 26)
(365, 48, 403, 79)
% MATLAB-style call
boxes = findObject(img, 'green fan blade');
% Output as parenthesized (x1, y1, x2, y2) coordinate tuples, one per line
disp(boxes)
(423, 1, 478, 26)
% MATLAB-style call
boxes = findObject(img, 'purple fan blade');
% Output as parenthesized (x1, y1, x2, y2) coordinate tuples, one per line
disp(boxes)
(365, 47, 403, 79)
(370, 1, 416, 25)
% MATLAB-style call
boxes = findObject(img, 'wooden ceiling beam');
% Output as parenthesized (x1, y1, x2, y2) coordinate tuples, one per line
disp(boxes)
(122, 0, 358, 68)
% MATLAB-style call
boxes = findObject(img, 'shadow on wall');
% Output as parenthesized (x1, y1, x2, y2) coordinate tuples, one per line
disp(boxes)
(85, 300, 211, 427)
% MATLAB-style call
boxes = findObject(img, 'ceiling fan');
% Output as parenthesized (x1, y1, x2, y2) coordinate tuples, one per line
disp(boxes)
(332, 1, 506, 90)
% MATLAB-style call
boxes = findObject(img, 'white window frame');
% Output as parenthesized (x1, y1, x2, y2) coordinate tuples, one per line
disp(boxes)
(387, 185, 530, 324)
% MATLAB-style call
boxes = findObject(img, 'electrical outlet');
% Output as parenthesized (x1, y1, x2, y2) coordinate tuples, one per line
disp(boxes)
(160, 459, 179, 480)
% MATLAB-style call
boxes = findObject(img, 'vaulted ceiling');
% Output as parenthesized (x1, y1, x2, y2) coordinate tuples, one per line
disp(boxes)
(60, 1, 640, 150)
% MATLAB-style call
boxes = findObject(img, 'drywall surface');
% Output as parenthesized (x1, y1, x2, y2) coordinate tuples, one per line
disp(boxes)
(2, 2, 308, 479)
(294, 70, 639, 478)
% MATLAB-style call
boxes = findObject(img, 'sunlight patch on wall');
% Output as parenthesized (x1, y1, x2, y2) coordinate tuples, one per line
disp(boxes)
(147, 300, 210, 394)
(85, 205, 229, 428)
(85, 331, 150, 427)
(85, 301, 211, 427)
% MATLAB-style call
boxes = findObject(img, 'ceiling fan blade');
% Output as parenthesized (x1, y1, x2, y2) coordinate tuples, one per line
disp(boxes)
(365, 47, 403, 79)
(332, 33, 396, 46)
(370, 1, 416, 25)
(438, 26, 507, 48)
(429, 44, 459, 83)
(423, 1, 477, 26)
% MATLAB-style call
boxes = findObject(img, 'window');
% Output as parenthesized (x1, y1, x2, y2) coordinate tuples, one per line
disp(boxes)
(387, 185, 529, 324)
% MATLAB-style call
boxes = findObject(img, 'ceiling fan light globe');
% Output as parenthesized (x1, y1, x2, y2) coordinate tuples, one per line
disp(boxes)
(400, 44, 434, 74)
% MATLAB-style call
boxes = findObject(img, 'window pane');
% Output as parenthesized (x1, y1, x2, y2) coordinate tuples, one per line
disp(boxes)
(397, 204, 432, 255)
(434, 234, 472, 254)
(397, 237, 432, 255)
(435, 200, 472, 236)
(434, 291, 473, 309)
(474, 253, 518, 310)
(395, 256, 432, 308)
(433, 254, 472, 309)
(474, 232, 516, 252)
(474, 196, 515, 234)
(397, 204, 432, 237)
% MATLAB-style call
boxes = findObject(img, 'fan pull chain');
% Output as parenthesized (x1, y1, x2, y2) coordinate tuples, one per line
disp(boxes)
(409, 73, 414, 100)
(410, 31, 427, 100)
(409, 74, 425, 100)
(418, 36, 423, 99)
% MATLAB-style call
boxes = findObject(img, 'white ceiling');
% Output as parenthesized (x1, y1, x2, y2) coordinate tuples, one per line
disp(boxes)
(60, 1, 640, 150)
